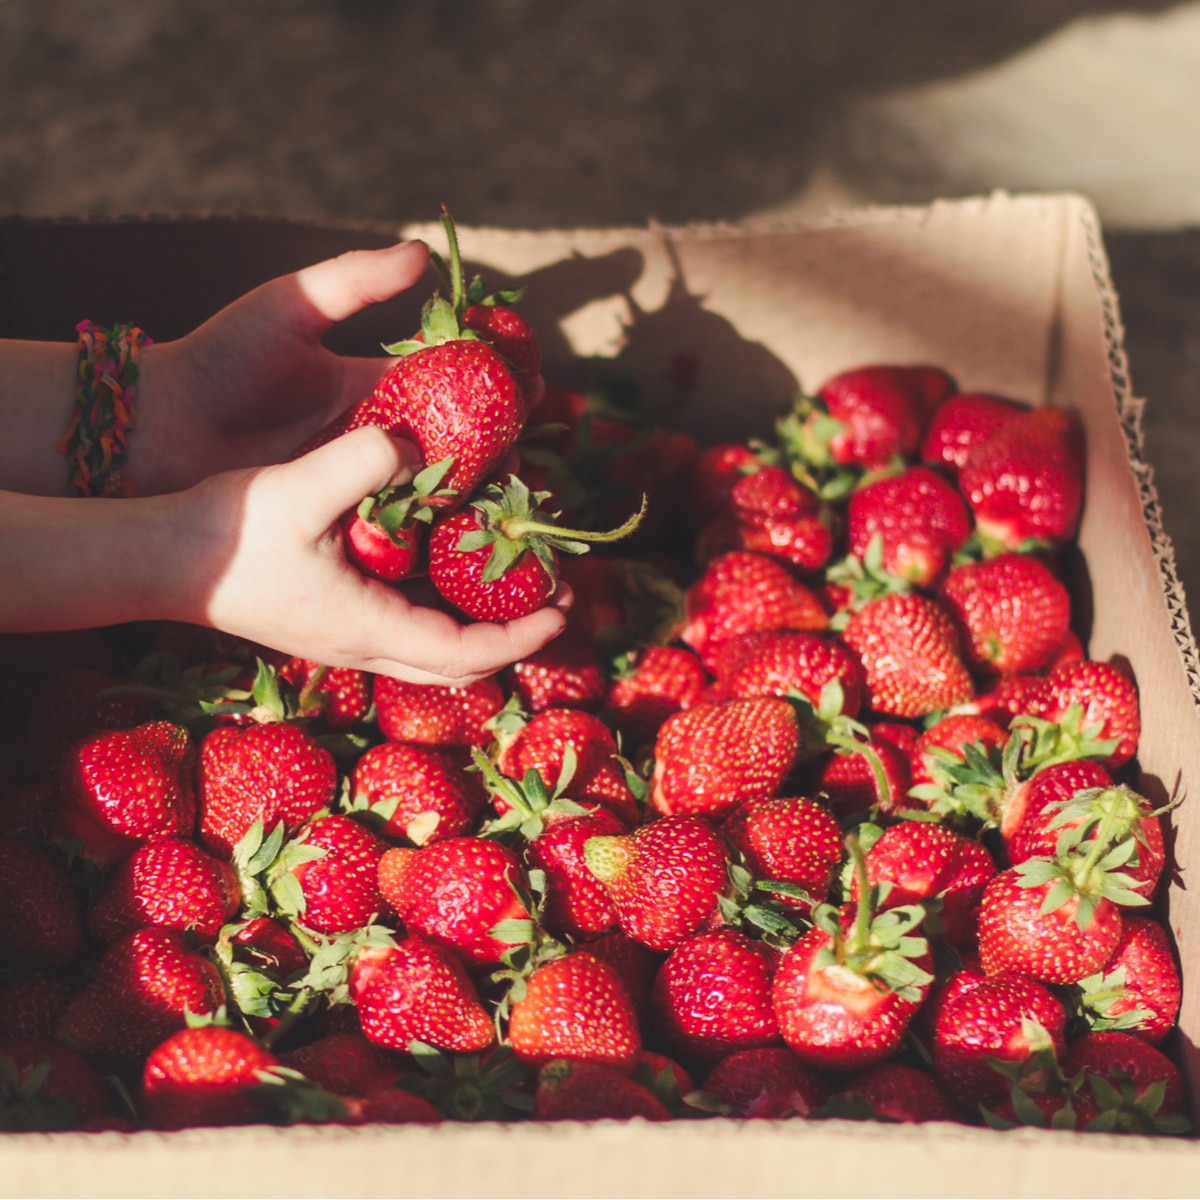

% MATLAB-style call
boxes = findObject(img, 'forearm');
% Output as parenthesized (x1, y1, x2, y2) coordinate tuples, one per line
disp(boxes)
(0, 340, 80, 496)
(0, 489, 195, 631)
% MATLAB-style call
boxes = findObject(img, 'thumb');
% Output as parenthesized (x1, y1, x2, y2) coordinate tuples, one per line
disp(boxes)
(283, 426, 424, 515)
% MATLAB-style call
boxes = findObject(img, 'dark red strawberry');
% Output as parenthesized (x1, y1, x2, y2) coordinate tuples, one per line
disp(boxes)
(0, 1037, 113, 1131)
(373, 674, 504, 747)
(0, 836, 83, 969)
(54, 720, 198, 868)
(584, 814, 730, 952)
(832, 1062, 962, 1124)
(275, 658, 372, 733)
(503, 619, 608, 713)
(87, 836, 240, 945)
(1063, 1030, 1189, 1134)
(276, 1032, 405, 1098)
(698, 1046, 831, 1118)
(650, 929, 783, 1070)
(650, 697, 801, 820)
(684, 441, 761, 532)
(604, 644, 709, 752)
(0, 970, 74, 1040)
(508, 950, 642, 1073)
(526, 810, 625, 940)
(533, 1059, 669, 1121)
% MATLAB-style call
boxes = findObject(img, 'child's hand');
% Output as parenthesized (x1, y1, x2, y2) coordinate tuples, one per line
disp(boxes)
(132, 240, 433, 496)
(166, 425, 571, 686)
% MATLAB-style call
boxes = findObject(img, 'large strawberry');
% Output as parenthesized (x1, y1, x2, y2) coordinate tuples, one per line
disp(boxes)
(532, 1059, 669, 1121)
(830, 1062, 962, 1124)
(1062, 1030, 1189, 1134)
(525, 810, 625, 940)
(919, 391, 1026, 474)
(54, 720, 198, 868)
(0, 836, 83, 970)
(372, 674, 504, 747)
(697, 1046, 831, 1119)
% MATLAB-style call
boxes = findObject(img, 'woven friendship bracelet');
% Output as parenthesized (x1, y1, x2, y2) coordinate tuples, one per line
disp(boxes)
(58, 320, 153, 498)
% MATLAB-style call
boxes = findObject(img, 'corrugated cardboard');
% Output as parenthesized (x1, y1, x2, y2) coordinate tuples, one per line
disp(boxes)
(2, 192, 1199, 1198)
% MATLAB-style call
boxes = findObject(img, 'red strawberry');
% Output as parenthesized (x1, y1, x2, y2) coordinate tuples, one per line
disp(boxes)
(919, 391, 1026, 474)
(938, 552, 1072, 677)
(908, 712, 1009, 793)
(650, 929, 783, 1070)
(1076, 915, 1181, 1045)
(650, 697, 801, 820)
(0, 836, 83, 969)
(56, 928, 226, 1066)
(198, 721, 336, 860)
(283, 814, 392, 936)
(833, 1062, 962, 1124)
(846, 466, 971, 587)
(351, 741, 486, 845)
(998, 758, 1115, 843)
(525, 811, 625, 940)
(702, 466, 834, 574)
(604, 644, 708, 752)
(685, 441, 761, 532)
(583, 814, 730, 952)
(227, 916, 309, 983)
(141, 1025, 282, 1131)
(508, 951, 642, 1072)
(959, 406, 1084, 549)
(350, 935, 495, 1054)
(503, 619, 608, 713)
(930, 970, 1067, 1108)
(841, 592, 975, 718)
(698, 1046, 831, 1118)
(87, 836, 240, 945)
(275, 659, 372, 733)
(0, 1037, 113, 1131)
(0, 780, 57, 842)
(377, 837, 527, 967)
(1063, 1030, 1189, 1133)
(854, 820, 996, 950)
(718, 795, 843, 911)
(54, 720, 198, 868)
(769, 887, 934, 1071)
(428, 476, 641, 622)
(809, 730, 914, 820)
(276, 1032, 404, 1098)
(976, 865, 1128, 985)
(463, 299, 542, 406)
(574, 932, 663, 1024)
(532, 1059, 669, 1121)
(555, 554, 627, 639)
(0, 970, 74, 1040)
(1039, 659, 1140, 770)
(682, 551, 829, 671)
(373, 674, 504, 747)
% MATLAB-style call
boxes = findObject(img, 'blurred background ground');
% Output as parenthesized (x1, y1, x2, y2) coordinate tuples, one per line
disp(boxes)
(2, 0, 1200, 596)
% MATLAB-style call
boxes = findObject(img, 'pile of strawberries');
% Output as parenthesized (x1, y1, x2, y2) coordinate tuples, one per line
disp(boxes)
(0, 214, 1190, 1137)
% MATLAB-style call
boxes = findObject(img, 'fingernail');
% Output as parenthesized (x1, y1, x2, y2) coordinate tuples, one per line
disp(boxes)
(551, 582, 575, 612)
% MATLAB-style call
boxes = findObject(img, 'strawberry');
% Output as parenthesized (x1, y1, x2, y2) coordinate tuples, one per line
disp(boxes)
(1062, 1030, 1189, 1134)
(574, 932, 663, 1024)
(56, 928, 226, 1066)
(1039, 659, 1140, 770)
(532, 1059, 669, 1121)
(377, 837, 528, 967)
(462, 297, 542, 408)
(350, 935, 495, 1054)
(841, 592, 975, 718)
(555, 554, 627, 639)
(908, 712, 1009, 794)
(831, 1062, 962, 1124)
(854, 820, 996, 950)
(503, 619, 608, 713)
(338, 1086, 444, 1125)
(0, 780, 57, 842)
(495, 707, 638, 827)
(197, 720, 337, 859)
(281, 814, 392, 936)
(845, 466, 971, 588)
(428, 475, 641, 622)
(998, 758, 1115, 844)
(508, 950, 642, 1072)
(0, 1038, 113, 1131)
(373, 674, 504, 747)
(525, 811, 625, 940)
(684, 441, 761, 532)
(958, 406, 1085, 550)
(649, 929, 783, 1071)
(697, 1046, 830, 1118)
(54, 720, 198, 868)
(275, 658, 372, 733)
(0, 970, 74, 1040)
(296, 210, 528, 501)
(938, 552, 1072, 677)
(682, 550, 829, 671)
(351, 741, 486, 845)
(718, 795, 843, 911)
(930, 970, 1067, 1108)
(809, 728, 914, 820)
(769, 882, 934, 1071)
(141, 1025, 282, 1131)
(1075, 915, 1181, 1044)
(583, 814, 730, 952)
(649, 697, 801, 820)
(604, 644, 708, 752)
(701, 465, 834, 574)
(0, 836, 83, 969)
(919, 391, 1026, 474)
(86, 836, 240, 946)
(276, 1032, 404, 1098)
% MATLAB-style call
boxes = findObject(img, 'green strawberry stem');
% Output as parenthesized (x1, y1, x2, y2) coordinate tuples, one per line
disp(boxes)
(440, 203, 466, 317)
(497, 499, 646, 547)
(846, 831, 874, 957)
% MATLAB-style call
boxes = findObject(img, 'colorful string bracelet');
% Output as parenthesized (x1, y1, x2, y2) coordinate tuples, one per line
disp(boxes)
(58, 320, 153, 498)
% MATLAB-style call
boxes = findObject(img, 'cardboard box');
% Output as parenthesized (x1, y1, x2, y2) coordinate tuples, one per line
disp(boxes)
(3, 193, 1200, 1197)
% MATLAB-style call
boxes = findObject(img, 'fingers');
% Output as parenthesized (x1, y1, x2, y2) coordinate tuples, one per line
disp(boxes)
(281, 426, 423, 520)
(294, 241, 431, 332)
